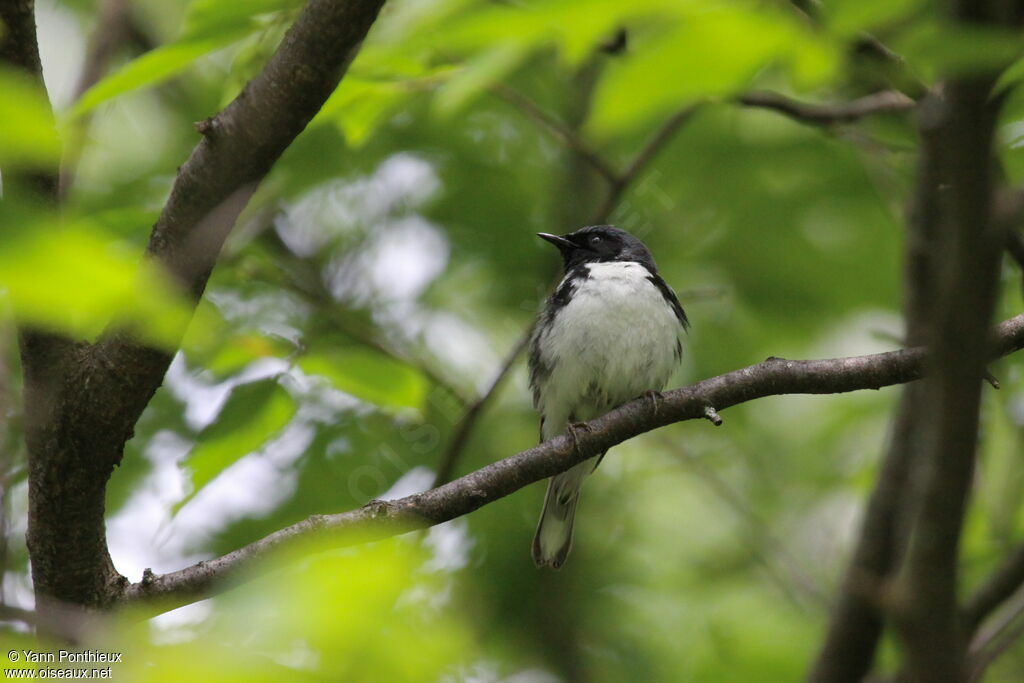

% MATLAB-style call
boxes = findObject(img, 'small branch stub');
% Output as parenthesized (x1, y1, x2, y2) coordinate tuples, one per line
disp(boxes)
(703, 405, 723, 426)
(193, 117, 217, 136)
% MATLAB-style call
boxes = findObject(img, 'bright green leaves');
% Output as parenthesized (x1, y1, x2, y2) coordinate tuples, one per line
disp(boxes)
(299, 346, 428, 413)
(590, 7, 837, 135)
(893, 21, 1023, 82)
(182, 0, 303, 42)
(73, 39, 230, 116)
(0, 215, 195, 349)
(822, 0, 926, 37)
(260, 541, 471, 679)
(346, 0, 840, 138)
(434, 43, 530, 116)
(319, 75, 434, 148)
(71, 0, 303, 116)
(997, 82, 1024, 183)
(108, 540, 475, 682)
(178, 377, 297, 510)
(0, 68, 60, 168)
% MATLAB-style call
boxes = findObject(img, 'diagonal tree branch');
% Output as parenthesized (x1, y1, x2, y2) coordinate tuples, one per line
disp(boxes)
(431, 328, 531, 488)
(259, 226, 475, 405)
(591, 103, 701, 224)
(491, 83, 620, 185)
(738, 90, 916, 126)
(962, 542, 1024, 634)
(116, 313, 1024, 615)
(967, 589, 1024, 682)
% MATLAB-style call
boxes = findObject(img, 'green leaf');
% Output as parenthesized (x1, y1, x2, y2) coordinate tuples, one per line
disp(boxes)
(995, 55, 1024, 94)
(823, 0, 925, 37)
(72, 37, 238, 117)
(177, 378, 297, 511)
(0, 68, 60, 167)
(590, 8, 838, 135)
(182, 0, 303, 42)
(71, 0, 303, 117)
(319, 78, 416, 147)
(299, 347, 427, 412)
(998, 83, 1024, 183)
(894, 21, 1023, 81)
(434, 42, 530, 115)
(0, 215, 196, 349)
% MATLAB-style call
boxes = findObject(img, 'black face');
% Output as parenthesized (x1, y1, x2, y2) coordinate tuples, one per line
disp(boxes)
(537, 225, 658, 272)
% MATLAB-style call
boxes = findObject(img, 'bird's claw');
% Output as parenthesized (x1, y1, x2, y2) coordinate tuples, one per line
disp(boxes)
(642, 390, 665, 416)
(566, 421, 592, 454)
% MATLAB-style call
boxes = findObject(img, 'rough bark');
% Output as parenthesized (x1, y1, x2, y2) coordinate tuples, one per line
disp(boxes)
(895, 76, 1003, 683)
(6, 0, 386, 613)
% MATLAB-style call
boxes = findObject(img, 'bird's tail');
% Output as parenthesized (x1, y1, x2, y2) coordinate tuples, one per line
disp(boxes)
(532, 458, 598, 569)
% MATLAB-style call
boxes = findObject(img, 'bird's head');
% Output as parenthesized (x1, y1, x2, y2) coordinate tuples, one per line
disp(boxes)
(537, 225, 657, 272)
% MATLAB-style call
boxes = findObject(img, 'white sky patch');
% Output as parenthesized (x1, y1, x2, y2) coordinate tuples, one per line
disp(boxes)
(325, 215, 449, 305)
(107, 359, 304, 580)
(379, 466, 435, 501)
(420, 312, 500, 390)
(164, 354, 291, 431)
(366, 216, 450, 301)
(36, 0, 84, 109)
(2, 569, 34, 613)
(166, 419, 314, 554)
(106, 430, 197, 579)
(275, 153, 450, 310)
(149, 600, 214, 643)
(424, 519, 473, 573)
(809, 309, 903, 359)
(205, 289, 310, 349)
(110, 359, 379, 577)
(276, 153, 441, 257)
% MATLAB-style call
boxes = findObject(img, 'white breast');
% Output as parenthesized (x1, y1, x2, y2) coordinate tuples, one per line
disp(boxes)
(534, 261, 682, 438)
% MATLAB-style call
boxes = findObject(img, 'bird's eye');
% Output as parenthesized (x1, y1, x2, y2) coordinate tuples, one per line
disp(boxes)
(589, 235, 603, 245)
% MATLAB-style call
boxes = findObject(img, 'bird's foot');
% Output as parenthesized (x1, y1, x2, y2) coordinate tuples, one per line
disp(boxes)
(641, 390, 665, 416)
(566, 421, 592, 454)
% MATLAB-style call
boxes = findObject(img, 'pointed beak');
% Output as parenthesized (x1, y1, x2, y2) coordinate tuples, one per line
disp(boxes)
(537, 233, 575, 251)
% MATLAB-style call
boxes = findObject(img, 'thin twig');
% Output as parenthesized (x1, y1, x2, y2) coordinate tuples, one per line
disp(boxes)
(491, 83, 619, 184)
(963, 542, 1024, 633)
(259, 228, 474, 405)
(664, 436, 830, 610)
(0, 604, 36, 627)
(738, 90, 916, 126)
(591, 103, 702, 224)
(431, 328, 532, 487)
(968, 589, 1024, 682)
(60, 0, 134, 198)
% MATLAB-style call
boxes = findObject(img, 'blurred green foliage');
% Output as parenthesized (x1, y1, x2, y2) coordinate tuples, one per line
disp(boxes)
(2, 0, 1024, 680)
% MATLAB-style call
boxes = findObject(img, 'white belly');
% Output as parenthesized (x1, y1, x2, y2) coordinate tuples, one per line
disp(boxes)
(534, 261, 682, 438)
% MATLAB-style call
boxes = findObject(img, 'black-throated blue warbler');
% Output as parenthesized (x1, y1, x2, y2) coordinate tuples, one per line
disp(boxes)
(529, 225, 688, 568)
